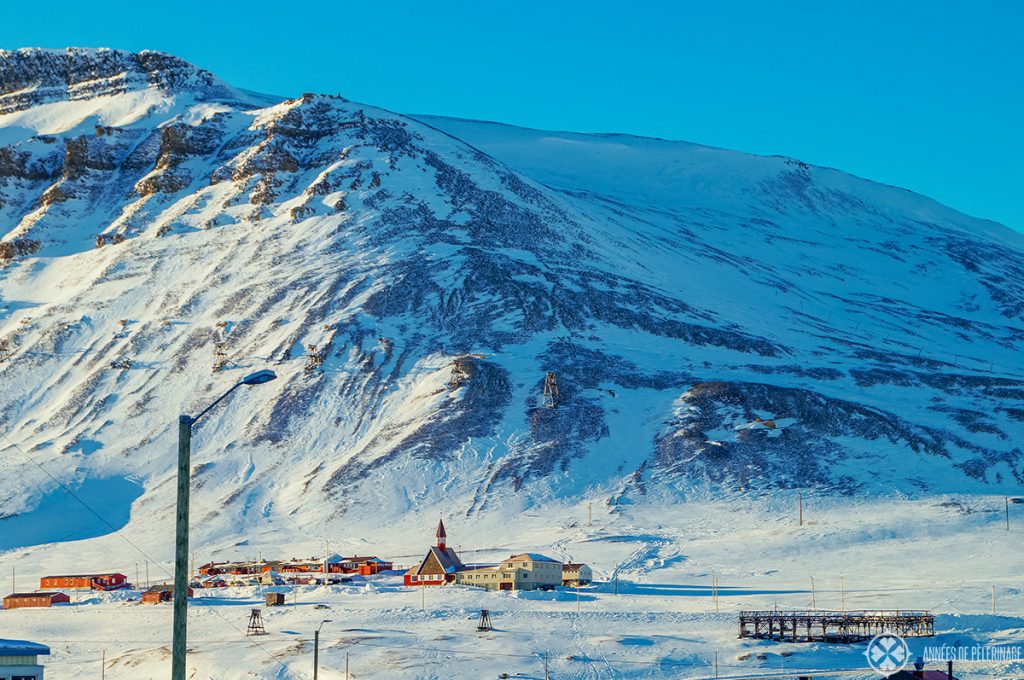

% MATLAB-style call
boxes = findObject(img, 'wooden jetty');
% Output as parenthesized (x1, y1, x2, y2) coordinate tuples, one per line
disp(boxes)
(738, 609, 934, 642)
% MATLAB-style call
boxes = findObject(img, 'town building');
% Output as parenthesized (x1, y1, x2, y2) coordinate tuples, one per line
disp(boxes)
(141, 584, 193, 604)
(38, 573, 127, 591)
(0, 638, 50, 679)
(888, 663, 959, 680)
(2, 593, 70, 610)
(339, 556, 393, 575)
(404, 519, 465, 586)
(456, 553, 563, 591)
(562, 563, 593, 587)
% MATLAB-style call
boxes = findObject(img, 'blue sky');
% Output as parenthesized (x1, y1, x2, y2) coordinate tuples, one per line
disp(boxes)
(3, 1, 1021, 231)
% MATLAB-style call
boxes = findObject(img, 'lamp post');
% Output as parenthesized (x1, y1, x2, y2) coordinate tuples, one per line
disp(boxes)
(314, 619, 333, 680)
(171, 370, 277, 680)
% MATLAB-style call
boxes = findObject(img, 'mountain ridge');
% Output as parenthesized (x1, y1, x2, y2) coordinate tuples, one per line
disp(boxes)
(1, 47, 1022, 560)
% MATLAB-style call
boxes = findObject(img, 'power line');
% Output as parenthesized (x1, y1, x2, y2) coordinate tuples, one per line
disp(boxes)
(0, 431, 307, 680)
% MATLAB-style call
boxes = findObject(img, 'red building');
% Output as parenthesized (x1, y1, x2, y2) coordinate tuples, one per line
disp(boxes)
(39, 573, 128, 591)
(340, 557, 393, 575)
(3, 592, 71, 609)
(404, 519, 465, 586)
(142, 584, 193, 604)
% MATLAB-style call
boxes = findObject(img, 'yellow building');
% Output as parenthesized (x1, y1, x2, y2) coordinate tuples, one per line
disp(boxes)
(562, 563, 593, 587)
(457, 553, 563, 591)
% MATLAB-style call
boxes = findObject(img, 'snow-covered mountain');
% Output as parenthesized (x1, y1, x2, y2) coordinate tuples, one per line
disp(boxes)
(2, 47, 1023, 554)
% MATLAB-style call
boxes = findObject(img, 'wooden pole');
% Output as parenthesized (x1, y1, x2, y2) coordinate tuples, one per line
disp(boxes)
(576, 582, 581, 612)
(544, 652, 549, 680)
(810, 576, 816, 609)
(102, 649, 106, 680)
(421, 585, 425, 610)
(799, 494, 803, 526)
(715, 650, 719, 678)
(346, 651, 349, 679)
(1007, 498, 1011, 531)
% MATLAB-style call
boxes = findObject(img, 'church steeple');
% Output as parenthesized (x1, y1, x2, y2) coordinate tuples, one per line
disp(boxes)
(436, 518, 447, 549)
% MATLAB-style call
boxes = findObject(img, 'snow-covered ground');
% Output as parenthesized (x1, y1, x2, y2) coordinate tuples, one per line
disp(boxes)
(5, 494, 1024, 679)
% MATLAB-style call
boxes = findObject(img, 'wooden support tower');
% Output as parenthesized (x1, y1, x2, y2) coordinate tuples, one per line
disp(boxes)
(305, 344, 325, 372)
(738, 609, 934, 643)
(213, 341, 228, 372)
(449, 359, 471, 388)
(0, 338, 10, 362)
(477, 609, 492, 632)
(542, 371, 559, 409)
(246, 608, 267, 636)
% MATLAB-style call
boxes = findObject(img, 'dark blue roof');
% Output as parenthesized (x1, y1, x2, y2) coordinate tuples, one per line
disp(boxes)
(0, 638, 50, 656)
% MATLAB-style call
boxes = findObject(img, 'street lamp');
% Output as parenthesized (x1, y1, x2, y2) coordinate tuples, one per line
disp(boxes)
(171, 370, 277, 680)
(314, 619, 333, 680)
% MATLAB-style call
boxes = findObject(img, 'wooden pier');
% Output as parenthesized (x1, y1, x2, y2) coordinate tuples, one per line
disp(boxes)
(738, 609, 934, 643)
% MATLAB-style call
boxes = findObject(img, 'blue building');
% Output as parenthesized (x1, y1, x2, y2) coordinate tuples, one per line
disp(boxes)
(0, 639, 49, 679)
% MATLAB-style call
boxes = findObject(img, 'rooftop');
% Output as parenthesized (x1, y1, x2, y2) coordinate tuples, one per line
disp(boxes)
(40, 572, 125, 579)
(0, 638, 50, 656)
(5, 592, 64, 598)
(506, 553, 560, 563)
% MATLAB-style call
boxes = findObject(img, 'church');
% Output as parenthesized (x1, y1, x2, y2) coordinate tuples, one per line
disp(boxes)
(403, 519, 465, 586)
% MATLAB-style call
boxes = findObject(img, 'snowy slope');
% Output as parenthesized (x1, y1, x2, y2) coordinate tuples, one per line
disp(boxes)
(0, 47, 1023, 567)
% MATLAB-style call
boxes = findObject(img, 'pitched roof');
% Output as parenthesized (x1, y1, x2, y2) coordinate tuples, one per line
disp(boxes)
(341, 556, 386, 563)
(436, 518, 447, 540)
(506, 552, 560, 563)
(563, 563, 588, 570)
(5, 592, 66, 599)
(408, 546, 465, 575)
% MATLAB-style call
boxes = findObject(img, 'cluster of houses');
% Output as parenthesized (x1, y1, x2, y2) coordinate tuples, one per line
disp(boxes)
(194, 554, 394, 587)
(404, 520, 592, 591)
(2, 520, 592, 610)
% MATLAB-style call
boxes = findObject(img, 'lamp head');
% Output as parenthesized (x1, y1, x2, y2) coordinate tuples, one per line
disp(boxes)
(241, 369, 277, 386)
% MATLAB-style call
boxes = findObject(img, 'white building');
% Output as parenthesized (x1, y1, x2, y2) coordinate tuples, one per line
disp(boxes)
(457, 553, 563, 591)
(0, 639, 49, 679)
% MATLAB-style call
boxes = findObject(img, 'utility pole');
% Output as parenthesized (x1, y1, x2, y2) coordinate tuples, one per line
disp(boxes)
(145, 560, 150, 589)
(798, 494, 803, 526)
(314, 619, 333, 680)
(169, 370, 276, 680)
(576, 582, 581, 612)
(421, 585, 425, 610)
(810, 576, 816, 609)
(11, 566, 15, 595)
(544, 652, 549, 680)
(102, 649, 106, 679)
(840, 576, 845, 611)
(1007, 498, 1011, 531)
(314, 628, 320, 680)
(345, 651, 349, 679)
(172, 414, 192, 680)
(135, 563, 140, 591)
(715, 650, 719, 678)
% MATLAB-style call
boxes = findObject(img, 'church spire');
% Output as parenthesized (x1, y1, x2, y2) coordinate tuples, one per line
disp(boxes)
(436, 518, 447, 549)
